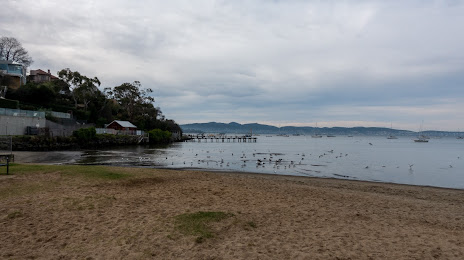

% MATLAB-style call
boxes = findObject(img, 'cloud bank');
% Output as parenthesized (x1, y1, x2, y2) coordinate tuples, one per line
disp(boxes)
(2, 0, 464, 131)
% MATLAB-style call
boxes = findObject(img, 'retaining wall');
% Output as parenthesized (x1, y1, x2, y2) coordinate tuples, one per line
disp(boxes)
(0, 115, 46, 135)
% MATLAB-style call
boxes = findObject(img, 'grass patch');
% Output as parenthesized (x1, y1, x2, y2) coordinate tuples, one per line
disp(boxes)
(9, 164, 128, 180)
(174, 211, 234, 243)
(246, 221, 257, 229)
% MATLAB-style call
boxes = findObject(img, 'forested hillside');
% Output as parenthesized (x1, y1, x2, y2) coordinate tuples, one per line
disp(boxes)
(4, 68, 181, 133)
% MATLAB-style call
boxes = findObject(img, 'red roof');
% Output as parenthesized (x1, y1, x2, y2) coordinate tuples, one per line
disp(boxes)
(32, 69, 49, 75)
(31, 69, 59, 79)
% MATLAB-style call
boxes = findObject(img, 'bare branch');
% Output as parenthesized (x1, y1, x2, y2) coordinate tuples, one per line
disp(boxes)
(0, 36, 33, 67)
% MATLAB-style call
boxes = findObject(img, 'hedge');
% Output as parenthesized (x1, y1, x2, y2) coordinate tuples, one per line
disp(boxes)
(0, 98, 19, 109)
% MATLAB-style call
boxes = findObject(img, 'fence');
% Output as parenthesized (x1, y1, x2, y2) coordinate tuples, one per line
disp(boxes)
(0, 108, 72, 119)
(0, 108, 45, 118)
(46, 120, 94, 137)
(48, 111, 72, 119)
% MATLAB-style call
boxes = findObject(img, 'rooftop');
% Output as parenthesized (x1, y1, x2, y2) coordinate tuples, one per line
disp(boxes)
(110, 120, 137, 128)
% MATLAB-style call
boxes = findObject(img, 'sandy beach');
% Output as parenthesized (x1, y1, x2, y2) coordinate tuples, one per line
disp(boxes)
(1, 165, 463, 259)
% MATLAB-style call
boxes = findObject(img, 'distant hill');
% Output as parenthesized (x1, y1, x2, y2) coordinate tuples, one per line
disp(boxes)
(181, 122, 460, 137)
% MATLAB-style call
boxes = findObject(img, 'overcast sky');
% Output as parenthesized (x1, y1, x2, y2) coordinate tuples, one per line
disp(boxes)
(2, 0, 464, 131)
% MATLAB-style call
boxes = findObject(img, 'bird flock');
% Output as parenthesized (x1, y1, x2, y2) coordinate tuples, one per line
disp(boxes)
(92, 138, 462, 185)
(142, 141, 436, 179)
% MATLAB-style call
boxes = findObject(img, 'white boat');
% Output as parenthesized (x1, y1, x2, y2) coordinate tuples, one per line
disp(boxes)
(414, 122, 429, 143)
(414, 137, 429, 142)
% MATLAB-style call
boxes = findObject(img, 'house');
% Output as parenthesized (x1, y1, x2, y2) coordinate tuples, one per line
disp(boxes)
(105, 120, 137, 131)
(104, 120, 138, 135)
(29, 69, 59, 83)
(0, 60, 27, 89)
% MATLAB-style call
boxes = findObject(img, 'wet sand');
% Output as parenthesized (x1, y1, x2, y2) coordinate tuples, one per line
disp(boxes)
(11, 151, 82, 164)
(1, 166, 463, 259)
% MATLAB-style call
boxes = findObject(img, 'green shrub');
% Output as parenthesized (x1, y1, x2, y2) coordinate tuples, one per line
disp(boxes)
(0, 98, 19, 109)
(148, 129, 171, 144)
(73, 127, 96, 142)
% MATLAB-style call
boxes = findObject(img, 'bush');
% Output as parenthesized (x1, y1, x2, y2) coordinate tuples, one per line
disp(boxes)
(148, 129, 172, 144)
(0, 98, 19, 109)
(72, 127, 96, 142)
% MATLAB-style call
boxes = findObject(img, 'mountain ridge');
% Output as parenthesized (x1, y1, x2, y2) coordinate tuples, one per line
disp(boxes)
(181, 122, 461, 137)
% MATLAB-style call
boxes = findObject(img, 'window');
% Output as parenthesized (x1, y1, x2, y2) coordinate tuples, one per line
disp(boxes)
(8, 64, 23, 75)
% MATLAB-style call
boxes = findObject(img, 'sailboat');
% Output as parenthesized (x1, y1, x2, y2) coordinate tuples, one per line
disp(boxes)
(387, 123, 398, 139)
(244, 128, 252, 137)
(414, 136, 429, 142)
(414, 122, 428, 143)
(311, 123, 323, 138)
(276, 125, 289, 137)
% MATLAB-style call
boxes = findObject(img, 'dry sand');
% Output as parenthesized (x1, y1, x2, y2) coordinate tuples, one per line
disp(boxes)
(1, 166, 463, 259)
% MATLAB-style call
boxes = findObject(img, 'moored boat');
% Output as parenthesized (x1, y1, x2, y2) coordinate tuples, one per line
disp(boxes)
(414, 122, 429, 143)
(312, 122, 323, 138)
(387, 123, 397, 139)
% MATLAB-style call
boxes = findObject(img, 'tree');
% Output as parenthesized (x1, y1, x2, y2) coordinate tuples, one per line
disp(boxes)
(107, 81, 156, 122)
(58, 68, 101, 110)
(0, 37, 33, 67)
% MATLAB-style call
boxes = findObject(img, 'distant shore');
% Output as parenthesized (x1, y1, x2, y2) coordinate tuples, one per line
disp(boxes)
(1, 165, 463, 259)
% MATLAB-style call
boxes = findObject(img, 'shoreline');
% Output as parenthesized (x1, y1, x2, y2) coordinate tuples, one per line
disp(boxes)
(154, 166, 464, 192)
(11, 149, 464, 191)
(1, 165, 464, 259)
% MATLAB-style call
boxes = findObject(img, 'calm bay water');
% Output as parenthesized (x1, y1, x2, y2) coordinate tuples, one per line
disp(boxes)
(71, 135, 464, 189)
(14, 135, 463, 189)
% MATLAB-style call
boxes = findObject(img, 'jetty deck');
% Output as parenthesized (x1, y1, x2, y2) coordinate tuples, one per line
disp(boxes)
(184, 135, 257, 143)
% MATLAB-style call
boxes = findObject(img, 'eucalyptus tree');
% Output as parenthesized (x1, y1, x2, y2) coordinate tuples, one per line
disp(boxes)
(106, 81, 160, 129)
(57, 68, 101, 110)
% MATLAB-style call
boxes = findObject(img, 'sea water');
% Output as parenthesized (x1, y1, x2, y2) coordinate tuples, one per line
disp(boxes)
(74, 135, 464, 189)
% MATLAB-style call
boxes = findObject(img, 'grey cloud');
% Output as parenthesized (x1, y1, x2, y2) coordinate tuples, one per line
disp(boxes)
(2, 0, 464, 130)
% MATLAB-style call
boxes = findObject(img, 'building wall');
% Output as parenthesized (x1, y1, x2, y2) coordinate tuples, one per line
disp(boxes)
(30, 74, 51, 83)
(0, 75, 22, 89)
(0, 115, 94, 137)
(45, 120, 94, 137)
(9, 76, 21, 89)
(0, 115, 46, 135)
(0, 61, 26, 87)
(106, 122, 123, 130)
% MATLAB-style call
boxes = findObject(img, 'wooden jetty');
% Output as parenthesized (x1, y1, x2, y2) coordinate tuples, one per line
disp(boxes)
(184, 135, 257, 143)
